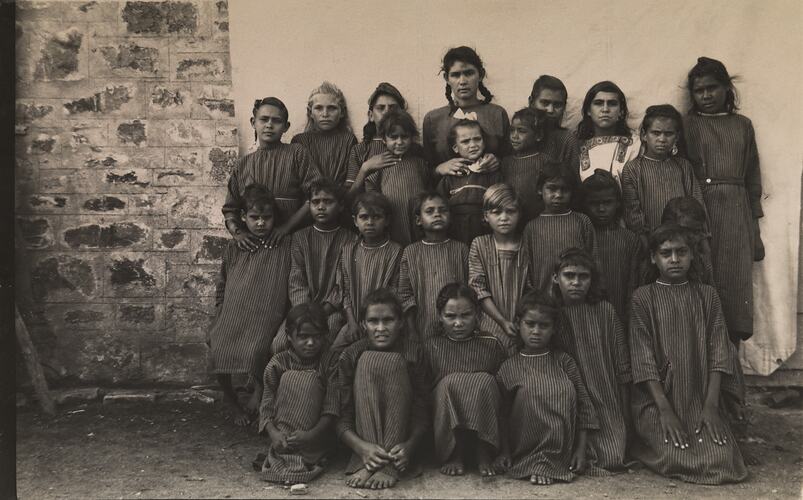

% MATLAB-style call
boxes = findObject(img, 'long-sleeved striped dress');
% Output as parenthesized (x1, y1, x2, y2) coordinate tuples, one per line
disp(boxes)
(422, 334, 507, 462)
(398, 239, 469, 340)
(468, 234, 528, 354)
(500, 152, 548, 222)
(331, 239, 403, 350)
(684, 113, 762, 338)
(437, 171, 499, 244)
(345, 138, 387, 186)
(422, 103, 510, 167)
(522, 211, 597, 295)
(557, 301, 631, 474)
(291, 128, 357, 185)
(258, 349, 339, 483)
(365, 154, 431, 246)
(629, 281, 747, 484)
(595, 224, 641, 322)
(337, 338, 429, 477)
(497, 350, 599, 482)
(541, 128, 580, 173)
(209, 238, 292, 377)
(621, 156, 704, 236)
(222, 143, 321, 225)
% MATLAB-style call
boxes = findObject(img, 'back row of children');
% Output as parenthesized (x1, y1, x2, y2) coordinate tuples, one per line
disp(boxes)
(209, 51, 760, 488)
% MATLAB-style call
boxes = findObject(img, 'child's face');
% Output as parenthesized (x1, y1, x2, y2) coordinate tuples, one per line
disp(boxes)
(310, 93, 342, 131)
(651, 237, 692, 283)
(451, 125, 484, 161)
(251, 104, 289, 144)
(353, 206, 388, 241)
(368, 95, 400, 126)
(290, 322, 325, 360)
(439, 297, 478, 340)
(447, 61, 481, 102)
(384, 125, 412, 157)
(241, 205, 275, 238)
(588, 91, 622, 133)
(642, 117, 678, 159)
(484, 204, 520, 236)
(584, 188, 619, 227)
(539, 178, 571, 213)
(362, 303, 403, 350)
(509, 118, 540, 153)
(554, 264, 592, 304)
(310, 190, 341, 226)
(692, 75, 728, 114)
(416, 196, 450, 233)
(517, 308, 555, 351)
(531, 88, 567, 123)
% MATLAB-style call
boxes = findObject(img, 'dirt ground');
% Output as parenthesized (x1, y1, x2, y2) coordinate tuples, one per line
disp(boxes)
(15, 389, 803, 500)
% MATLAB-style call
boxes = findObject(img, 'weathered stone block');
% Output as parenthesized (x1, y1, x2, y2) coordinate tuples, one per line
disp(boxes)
(214, 124, 237, 147)
(172, 52, 229, 82)
(77, 194, 128, 214)
(120, 1, 200, 36)
(16, 130, 63, 170)
(149, 119, 215, 147)
(171, 32, 228, 54)
(206, 146, 237, 183)
(59, 217, 151, 251)
(39, 168, 154, 194)
(164, 298, 215, 339)
(115, 302, 164, 330)
(17, 22, 88, 82)
(113, 119, 149, 147)
(194, 232, 228, 264)
(153, 147, 204, 186)
(191, 84, 233, 119)
(153, 228, 190, 251)
(15, 99, 61, 125)
(126, 194, 168, 215)
(146, 83, 193, 119)
(61, 81, 147, 117)
(17, 1, 118, 22)
(52, 387, 103, 405)
(62, 145, 164, 170)
(140, 341, 209, 384)
(104, 252, 165, 298)
(45, 303, 114, 330)
(23, 194, 71, 214)
(61, 120, 110, 151)
(165, 187, 226, 228)
(90, 37, 168, 79)
(166, 263, 218, 298)
(29, 253, 103, 302)
(17, 216, 56, 249)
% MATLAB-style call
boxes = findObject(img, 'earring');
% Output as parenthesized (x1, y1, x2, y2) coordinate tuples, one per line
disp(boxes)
(671, 145, 678, 156)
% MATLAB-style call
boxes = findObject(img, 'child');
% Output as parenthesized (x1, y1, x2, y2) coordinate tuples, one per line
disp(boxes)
(528, 75, 580, 171)
(422, 283, 507, 477)
(621, 104, 705, 246)
(468, 184, 528, 354)
(522, 162, 596, 295)
(223, 97, 321, 249)
(271, 179, 358, 354)
(684, 56, 764, 344)
(365, 110, 432, 246)
(500, 108, 549, 222)
(292, 82, 357, 186)
(210, 184, 292, 426)
(496, 292, 598, 485)
(331, 192, 403, 351)
(661, 196, 714, 285)
(337, 288, 428, 490)
(579, 169, 642, 322)
(552, 248, 631, 474)
(259, 303, 338, 483)
(437, 119, 501, 244)
(398, 192, 469, 341)
(629, 223, 747, 484)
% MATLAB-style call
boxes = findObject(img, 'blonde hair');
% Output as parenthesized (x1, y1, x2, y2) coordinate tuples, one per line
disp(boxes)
(305, 81, 352, 133)
(482, 183, 521, 212)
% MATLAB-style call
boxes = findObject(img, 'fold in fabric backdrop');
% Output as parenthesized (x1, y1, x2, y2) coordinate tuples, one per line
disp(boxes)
(229, 0, 802, 375)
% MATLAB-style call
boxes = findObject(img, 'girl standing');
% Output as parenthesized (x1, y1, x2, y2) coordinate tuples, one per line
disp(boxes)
(528, 75, 580, 171)
(500, 108, 549, 222)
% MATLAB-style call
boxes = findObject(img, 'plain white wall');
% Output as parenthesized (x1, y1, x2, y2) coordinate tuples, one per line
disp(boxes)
(229, 0, 803, 375)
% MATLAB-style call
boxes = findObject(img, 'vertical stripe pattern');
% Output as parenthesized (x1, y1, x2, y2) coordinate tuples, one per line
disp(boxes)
(500, 152, 548, 222)
(595, 225, 642, 322)
(541, 128, 580, 173)
(346, 138, 388, 184)
(291, 129, 358, 185)
(437, 171, 500, 244)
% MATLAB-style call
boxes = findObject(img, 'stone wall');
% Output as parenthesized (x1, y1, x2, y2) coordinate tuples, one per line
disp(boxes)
(15, 0, 237, 386)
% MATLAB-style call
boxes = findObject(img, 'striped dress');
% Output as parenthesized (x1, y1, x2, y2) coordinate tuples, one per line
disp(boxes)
(337, 338, 429, 477)
(497, 350, 598, 482)
(629, 281, 747, 484)
(223, 143, 321, 225)
(331, 239, 404, 349)
(258, 350, 339, 483)
(209, 238, 292, 377)
(398, 239, 469, 340)
(621, 156, 704, 236)
(500, 152, 548, 222)
(541, 128, 580, 172)
(557, 301, 631, 474)
(595, 224, 641, 322)
(422, 103, 510, 166)
(684, 113, 762, 338)
(365, 154, 431, 246)
(522, 211, 597, 295)
(422, 334, 507, 462)
(437, 171, 500, 244)
(345, 138, 387, 186)
(291, 128, 358, 185)
(468, 234, 529, 354)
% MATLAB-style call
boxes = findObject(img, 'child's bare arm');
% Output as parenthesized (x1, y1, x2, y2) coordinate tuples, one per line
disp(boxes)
(286, 415, 335, 450)
(644, 380, 688, 449)
(696, 371, 728, 445)
(480, 297, 516, 337)
(569, 429, 588, 473)
(266, 202, 309, 247)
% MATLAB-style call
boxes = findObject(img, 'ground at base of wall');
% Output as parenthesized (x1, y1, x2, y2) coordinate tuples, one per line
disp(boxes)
(16, 396, 802, 499)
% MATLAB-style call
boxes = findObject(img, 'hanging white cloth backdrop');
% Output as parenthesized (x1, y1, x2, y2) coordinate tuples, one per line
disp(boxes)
(229, 0, 802, 375)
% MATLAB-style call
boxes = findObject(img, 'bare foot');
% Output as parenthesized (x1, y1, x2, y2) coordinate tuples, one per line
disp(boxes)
(530, 474, 554, 485)
(228, 402, 251, 427)
(476, 443, 496, 476)
(440, 456, 465, 476)
(345, 468, 373, 488)
(364, 469, 397, 489)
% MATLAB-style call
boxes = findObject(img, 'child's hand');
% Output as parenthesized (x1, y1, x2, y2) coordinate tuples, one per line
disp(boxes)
(267, 427, 290, 452)
(502, 321, 518, 338)
(435, 158, 472, 177)
(388, 442, 411, 472)
(696, 405, 728, 446)
(492, 453, 511, 474)
(233, 230, 261, 252)
(286, 430, 312, 450)
(568, 447, 586, 473)
(752, 219, 765, 261)
(473, 153, 500, 173)
(658, 408, 689, 449)
(265, 224, 290, 248)
(362, 152, 398, 174)
(359, 442, 393, 472)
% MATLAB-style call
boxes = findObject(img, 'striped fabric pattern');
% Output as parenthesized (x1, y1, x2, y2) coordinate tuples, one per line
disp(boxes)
(522, 211, 597, 295)
(557, 301, 630, 474)
(292, 129, 358, 185)
(629, 281, 747, 484)
(223, 143, 322, 223)
(621, 156, 704, 236)
(437, 171, 500, 244)
(209, 238, 292, 376)
(288, 226, 358, 307)
(500, 152, 548, 222)
(541, 128, 580, 173)
(398, 239, 469, 340)
(595, 224, 642, 322)
(497, 350, 598, 482)
(423, 335, 507, 462)
(346, 138, 388, 184)
(684, 113, 762, 336)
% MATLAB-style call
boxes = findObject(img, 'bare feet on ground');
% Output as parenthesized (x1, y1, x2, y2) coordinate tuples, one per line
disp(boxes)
(345, 468, 373, 488)
(530, 474, 554, 485)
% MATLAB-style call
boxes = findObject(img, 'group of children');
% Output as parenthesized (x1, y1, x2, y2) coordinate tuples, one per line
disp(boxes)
(208, 53, 761, 488)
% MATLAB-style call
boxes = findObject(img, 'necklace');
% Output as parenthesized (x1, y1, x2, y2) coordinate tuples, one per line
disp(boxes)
(656, 279, 689, 286)
(520, 350, 550, 357)
(361, 239, 390, 249)
(313, 225, 339, 233)
(422, 238, 450, 245)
